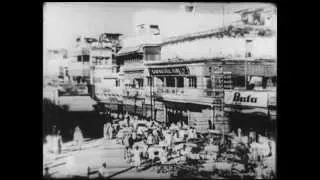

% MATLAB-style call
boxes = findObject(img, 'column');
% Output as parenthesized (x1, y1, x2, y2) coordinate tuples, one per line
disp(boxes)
(185, 77, 189, 88)
(187, 109, 190, 126)
(174, 77, 177, 94)
(211, 104, 214, 129)
(164, 105, 167, 125)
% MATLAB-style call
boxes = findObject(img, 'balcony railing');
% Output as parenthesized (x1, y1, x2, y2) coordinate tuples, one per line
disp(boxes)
(122, 87, 145, 98)
(155, 87, 216, 99)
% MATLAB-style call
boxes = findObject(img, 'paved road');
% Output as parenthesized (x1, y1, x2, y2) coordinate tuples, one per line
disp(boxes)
(44, 138, 131, 178)
(43, 138, 174, 179)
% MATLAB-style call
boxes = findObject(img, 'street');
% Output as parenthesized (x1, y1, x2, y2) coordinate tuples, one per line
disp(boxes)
(43, 138, 132, 178)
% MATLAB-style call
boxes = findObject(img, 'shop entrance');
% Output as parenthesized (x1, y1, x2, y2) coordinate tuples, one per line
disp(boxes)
(165, 102, 189, 127)
(229, 111, 276, 140)
(167, 109, 188, 127)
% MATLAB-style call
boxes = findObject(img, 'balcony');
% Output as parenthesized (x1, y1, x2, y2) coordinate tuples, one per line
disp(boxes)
(122, 87, 145, 98)
(154, 87, 218, 105)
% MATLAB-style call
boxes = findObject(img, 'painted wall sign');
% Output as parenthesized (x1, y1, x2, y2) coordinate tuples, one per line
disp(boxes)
(149, 66, 189, 75)
(224, 90, 268, 107)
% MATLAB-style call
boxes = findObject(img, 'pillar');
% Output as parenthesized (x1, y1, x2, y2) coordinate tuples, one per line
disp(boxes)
(187, 109, 190, 126)
(164, 105, 167, 125)
(185, 77, 189, 88)
(174, 77, 177, 94)
(210, 105, 214, 130)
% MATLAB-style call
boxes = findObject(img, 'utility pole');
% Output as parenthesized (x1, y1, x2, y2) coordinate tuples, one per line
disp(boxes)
(150, 76, 153, 121)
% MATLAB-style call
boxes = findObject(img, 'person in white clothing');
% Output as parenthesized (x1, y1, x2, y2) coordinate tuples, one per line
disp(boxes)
(103, 123, 108, 141)
(73, 126, 84, 150)
(108, 125, 114, 140)
(133, 146, 141, 170)
(98, 163, 109, 178)
(57, 130, 62, 154)
(159, 146, 168, 164)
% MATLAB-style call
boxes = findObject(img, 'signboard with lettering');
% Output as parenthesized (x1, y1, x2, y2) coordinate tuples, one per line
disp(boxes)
(224, 90, 268, 108)
(149, 66, 189, 76)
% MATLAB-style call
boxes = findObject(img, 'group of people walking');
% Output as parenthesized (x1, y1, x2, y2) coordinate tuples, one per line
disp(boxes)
(117, 112, 204, 171)
(45, 125, 84, 156)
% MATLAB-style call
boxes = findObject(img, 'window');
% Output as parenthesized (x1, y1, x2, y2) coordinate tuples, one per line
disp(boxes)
(116, 79, 120, 87)
(166, 77, 175, 87)
(135, 79, 143, 88)
(232, 76, 245, 88)
(77, 56, 82, 62)
(177, 77, 184, 88)
(83, 55, 90, 62)
(188, 77, 197, 88)
(147, 77, 153, 87)
(245, 40, 253, 58)
(206, 78, 212, 89)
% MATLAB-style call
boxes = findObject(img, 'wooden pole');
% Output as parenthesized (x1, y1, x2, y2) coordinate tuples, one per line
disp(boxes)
(150, 76, 153, 121)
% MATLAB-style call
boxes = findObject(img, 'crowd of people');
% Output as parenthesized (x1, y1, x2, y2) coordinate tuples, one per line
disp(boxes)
(44, 110, 276, 179)
(105, 111, 276, 179)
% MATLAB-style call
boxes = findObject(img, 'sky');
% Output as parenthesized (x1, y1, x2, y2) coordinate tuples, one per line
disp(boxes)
(43, 2, 274, 76)
(43, 2, 273, 50)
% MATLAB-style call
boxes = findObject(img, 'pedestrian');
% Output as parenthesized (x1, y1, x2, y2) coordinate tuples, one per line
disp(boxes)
(254, 162, 264, 179)
(249, 128, 255, 143)
(103, 123, 108, 141)
(44, 167, 50, 178)
(108, 125, 114, 140)
(52, 125, 57, 135)
(73, 126, 84, 150)
(147, 132, 154, 149)
(159, 146, 168, 164)
(153, 130, 160, 144)
(127, 116, 130, 127)
(57, 130, 62, 154)
(267, 141, 272, 157)
(166, 131, 173, 151)
(98, 162, 109, 178)
(208, 120, 212, 130)
(123, 134, 131, 160)
(106, 122, 112, 140)
(133, 146, 141, 170)
(237, 128, 242, 139)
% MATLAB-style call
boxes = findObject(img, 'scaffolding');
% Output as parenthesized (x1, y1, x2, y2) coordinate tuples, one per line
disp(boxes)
(211, 65, 232, 134)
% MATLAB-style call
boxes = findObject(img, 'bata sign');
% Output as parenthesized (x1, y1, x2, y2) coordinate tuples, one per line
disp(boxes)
(224, 91, 268, 107)
(149, 66, 189, 75)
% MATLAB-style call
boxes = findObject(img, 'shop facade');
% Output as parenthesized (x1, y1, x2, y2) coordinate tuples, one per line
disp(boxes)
(146, 60, 227, 132)
(224, 90, 276, 139)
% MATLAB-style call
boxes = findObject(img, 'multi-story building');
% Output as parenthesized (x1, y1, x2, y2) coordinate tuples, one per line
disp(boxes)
(89, 33, 123, 112)
(44, 48, 68, 83)
(94, 4, 277, 137)
(68, 36, 95, 83)
(143, 4, 276, 135)
(116, 28, 162, 119)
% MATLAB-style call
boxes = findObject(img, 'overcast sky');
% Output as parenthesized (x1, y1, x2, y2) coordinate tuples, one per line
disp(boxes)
(43, 2, 273, 51)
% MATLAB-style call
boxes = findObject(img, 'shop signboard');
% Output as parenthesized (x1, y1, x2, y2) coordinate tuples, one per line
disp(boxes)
(149, 66, 189, 76)
(224, 90, 268, 108)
